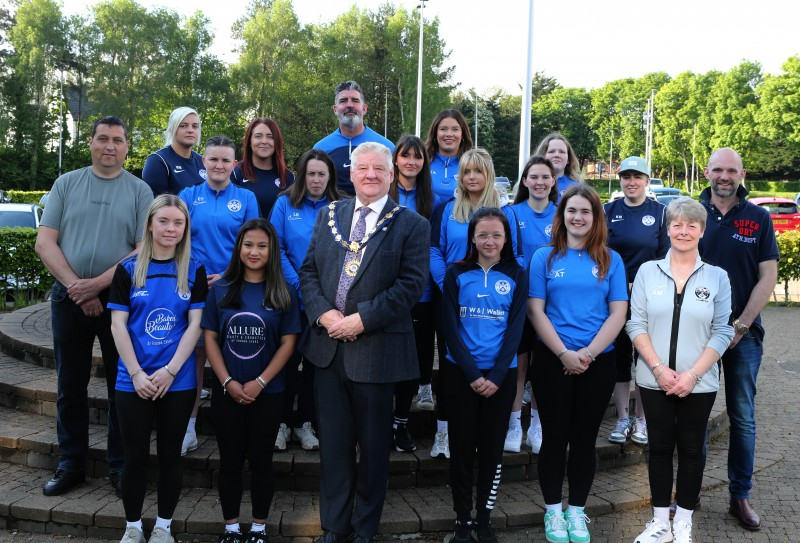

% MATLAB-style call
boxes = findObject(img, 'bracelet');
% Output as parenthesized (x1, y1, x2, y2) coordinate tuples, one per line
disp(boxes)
(689, 367, 702, 383)
(256, 376, 267, 389)
(164, 365, 176, 377)
(584, 348, 596, 362)
(654, 366, 665, 379)
(129, 368, 143, 379)
(222, 376, 233, 394)
(556, 348, 568, 359)
(650, 362, 663, 374)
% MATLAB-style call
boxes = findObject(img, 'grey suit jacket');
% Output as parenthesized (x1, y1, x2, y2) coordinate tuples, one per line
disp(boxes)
(299, 196, 430, 383)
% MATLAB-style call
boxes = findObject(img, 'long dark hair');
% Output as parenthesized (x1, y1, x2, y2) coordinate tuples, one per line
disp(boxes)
(282, 149, 342, 208)
(425, 109, 473, 160)
(458, 207, 515, 265)
(548, 185, 610, 278)
(240, 118, 290, 188)
(513, 156, 558, 205)
(219, 218, 292, 311)
(390, 135, 434, 219)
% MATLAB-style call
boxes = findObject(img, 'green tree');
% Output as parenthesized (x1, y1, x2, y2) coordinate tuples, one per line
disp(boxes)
(5, 0, 66, 188)
(704, 60, 762, 164)
(756, 56, 800, 151)
(531, 86, 595, 165)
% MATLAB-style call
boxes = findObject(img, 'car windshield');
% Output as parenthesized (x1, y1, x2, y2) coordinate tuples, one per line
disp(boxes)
(761, 203, 798, 215)
(0, 211, 35, 228)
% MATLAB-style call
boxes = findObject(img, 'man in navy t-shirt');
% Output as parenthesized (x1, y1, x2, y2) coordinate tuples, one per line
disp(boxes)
(698, 148, 779, 531)
(313, 80, 394, 196)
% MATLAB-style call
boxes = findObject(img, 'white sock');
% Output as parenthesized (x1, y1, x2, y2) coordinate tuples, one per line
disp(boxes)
(225, 522, 241, 534)
(530, 409, 541, 429)
(437, 420, 448, 434)
(126, 520, 143, 532)
(250, 522, 266, 533)
(673, 506, 693, 523)
(653, 506, 670, 524)
(567, 504, 584, 516)
(545, 503, 562, 515)
(154, 517, 171, 531)
(186, 417, 196, 435)
(508, 410, 522, 430)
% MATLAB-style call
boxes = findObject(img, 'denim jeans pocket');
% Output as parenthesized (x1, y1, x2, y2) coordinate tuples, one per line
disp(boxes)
(50, 281, 68, 303)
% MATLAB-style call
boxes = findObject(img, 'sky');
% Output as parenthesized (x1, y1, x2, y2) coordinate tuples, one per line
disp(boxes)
(59, 0, 800, 95)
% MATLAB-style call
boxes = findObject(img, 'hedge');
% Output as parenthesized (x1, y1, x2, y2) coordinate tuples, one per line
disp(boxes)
(776, 229, 800, 305)
(6, 190, 48, 205)
(0, 227, 53, 307)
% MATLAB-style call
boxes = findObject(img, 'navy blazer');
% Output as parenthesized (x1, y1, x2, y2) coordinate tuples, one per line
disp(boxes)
(299, 196, 430, 383)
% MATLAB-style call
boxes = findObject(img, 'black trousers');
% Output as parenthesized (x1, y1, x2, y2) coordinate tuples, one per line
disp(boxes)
(211, 381, 283, 520)
(444, 360, 517, 523)
(433, 292, 449, 422)
(281, 316, 317, 427)
(394, 301, 436, 419)
(314, 346, 394, 538)
(639, 387, 716, 510)
(116, 389, 195, 521)
(531, 342, 616, 506)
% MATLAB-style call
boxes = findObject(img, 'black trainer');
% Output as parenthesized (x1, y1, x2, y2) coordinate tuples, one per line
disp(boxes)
(451, 520, 473, 543)
(393, 424, 416, 452)
(472, 521, 498, 543)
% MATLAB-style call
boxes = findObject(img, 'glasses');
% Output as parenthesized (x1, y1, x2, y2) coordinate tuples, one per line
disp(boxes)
(474, 233, 505, 243)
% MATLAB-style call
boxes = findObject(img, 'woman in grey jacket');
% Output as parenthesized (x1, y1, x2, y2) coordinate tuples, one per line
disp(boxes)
(627, 198, 733, 543)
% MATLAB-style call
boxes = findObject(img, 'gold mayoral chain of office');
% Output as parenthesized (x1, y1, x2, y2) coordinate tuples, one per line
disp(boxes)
(328, 201, 402, 277)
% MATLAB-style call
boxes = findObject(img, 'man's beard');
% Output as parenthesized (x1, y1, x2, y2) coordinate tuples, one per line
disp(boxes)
(338, 112, 363, 128)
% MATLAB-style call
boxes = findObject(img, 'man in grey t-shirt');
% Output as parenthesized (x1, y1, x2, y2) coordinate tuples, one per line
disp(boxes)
(35, 115, 153, 497)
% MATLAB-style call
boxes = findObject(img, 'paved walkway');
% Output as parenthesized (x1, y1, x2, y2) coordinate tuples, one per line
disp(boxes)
(0, 306, 797, 542)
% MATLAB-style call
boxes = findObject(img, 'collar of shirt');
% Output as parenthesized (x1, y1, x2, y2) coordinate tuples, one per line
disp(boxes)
(351, 194, 389, 237)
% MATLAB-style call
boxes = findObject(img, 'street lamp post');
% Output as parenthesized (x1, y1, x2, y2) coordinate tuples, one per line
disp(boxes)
(414, 0, 428, 137)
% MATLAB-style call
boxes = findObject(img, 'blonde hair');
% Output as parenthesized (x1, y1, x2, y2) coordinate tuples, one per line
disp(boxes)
(452, 148, 499, 223)
(164, 107, 201, 148)
(134, 195, 192, 294)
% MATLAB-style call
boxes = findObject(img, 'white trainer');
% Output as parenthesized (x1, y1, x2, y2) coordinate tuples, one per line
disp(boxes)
(527, 424, 543, 454)
(430, 431, 450, 458)
(416, 384, 435, 411)
(503, 426, 523, 453)
(631, 417, 648, 445)
(180, 432, 198, 456)
(147, 527, 175, 543)
(672, 520, 693, 543)
(274, 423, 290, 452)
(634, 518, 673, 543)
(120, 526, 145, 543)
(293, 422, 320, 451)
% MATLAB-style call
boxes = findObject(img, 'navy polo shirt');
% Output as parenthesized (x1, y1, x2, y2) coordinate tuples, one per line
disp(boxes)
(698, 185, 779, 341)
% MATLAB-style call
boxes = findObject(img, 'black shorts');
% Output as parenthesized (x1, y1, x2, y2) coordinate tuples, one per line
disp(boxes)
(517, 318, 536, 355)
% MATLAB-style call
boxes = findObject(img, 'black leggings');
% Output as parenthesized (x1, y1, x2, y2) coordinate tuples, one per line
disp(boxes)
(639, 387, 716, 510)
(211, 380, 283, 520)
(531, 342, 616, 506)
(116, 389, 195, 521)
(394, 301, 436, 419)
(444, 360, 517, 523)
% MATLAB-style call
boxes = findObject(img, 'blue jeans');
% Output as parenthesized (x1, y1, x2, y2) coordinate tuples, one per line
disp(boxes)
(721, 333, 762, 499)
(51, 281, 124, 474)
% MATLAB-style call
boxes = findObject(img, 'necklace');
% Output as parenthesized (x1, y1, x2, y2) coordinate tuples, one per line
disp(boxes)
(328, 202, 402, 275)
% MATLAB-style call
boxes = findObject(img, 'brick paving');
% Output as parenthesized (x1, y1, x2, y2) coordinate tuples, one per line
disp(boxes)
(0, 305, 797, 542)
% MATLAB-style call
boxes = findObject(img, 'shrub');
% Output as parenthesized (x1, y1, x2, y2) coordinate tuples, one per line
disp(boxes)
(0, 227, 53, 307)
(776, 229, 800, 305)
(7, 190, 48, 205)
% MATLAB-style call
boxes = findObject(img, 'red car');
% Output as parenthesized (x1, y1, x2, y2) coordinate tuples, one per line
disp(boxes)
(748, 197, 800, 233)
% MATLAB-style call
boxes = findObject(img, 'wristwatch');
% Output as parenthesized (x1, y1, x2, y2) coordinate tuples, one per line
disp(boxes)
(733, 319, 749, 336)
